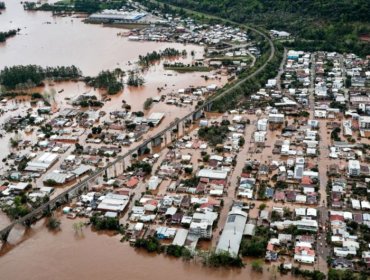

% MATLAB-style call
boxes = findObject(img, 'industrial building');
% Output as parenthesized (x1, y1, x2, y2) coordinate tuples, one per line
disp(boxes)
(97, 193, 130, 213)
(88, 10, 147, 23)
(145, 112, 165, 126)
(216, 207, 248, 256)
(25, 152, 59, 172)
(197, 169, 228, 180)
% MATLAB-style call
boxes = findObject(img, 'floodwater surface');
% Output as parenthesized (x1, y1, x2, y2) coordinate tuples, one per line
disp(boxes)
(0, 217, 291, 280)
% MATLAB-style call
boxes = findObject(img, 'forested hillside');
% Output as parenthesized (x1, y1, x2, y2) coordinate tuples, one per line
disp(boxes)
(155, 0, 370, 56)
(159, 0, 369, 23)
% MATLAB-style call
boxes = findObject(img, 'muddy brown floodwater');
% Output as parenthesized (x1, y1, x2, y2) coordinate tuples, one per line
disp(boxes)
(0, 216, 292, 280)
(0, 0, 198, 76)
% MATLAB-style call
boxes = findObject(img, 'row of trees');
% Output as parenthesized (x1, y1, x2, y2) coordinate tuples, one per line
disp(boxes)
(0, 65, 82, 89)
(328, 269, 369, 280)
(75, 0, 128, 13)
(291, 267, 326, 280)
(134, 236, 162, 252)
(138, 48, 186, 67)
(90, 214, 120, 231)
(203, 251, 244, 268)
(0, 2, 5, 9)
(0, 29, 17, 42)
(23, 0, 128, 14)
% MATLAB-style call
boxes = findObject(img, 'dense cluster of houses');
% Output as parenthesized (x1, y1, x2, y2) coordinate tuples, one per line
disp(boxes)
(234, 49, 370, 272)
(0, 92, 169, 217)
(128, 15, 250, 45)
(121, 117, 248, 249)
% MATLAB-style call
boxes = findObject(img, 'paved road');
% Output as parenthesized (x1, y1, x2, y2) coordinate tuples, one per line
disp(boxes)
(309, 53, 329, 273)
(309, 54, 316, 117)
(276, 47, 287, 92)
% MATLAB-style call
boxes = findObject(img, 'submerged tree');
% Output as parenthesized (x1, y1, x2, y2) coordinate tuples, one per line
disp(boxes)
(46, 216, 61, 231)
(143, 97, 153, 110)
(251, 259, 263, 273)
(72, 221, 85, 234)
(127, 71, 144, 87)
(86, 70, 123, 95)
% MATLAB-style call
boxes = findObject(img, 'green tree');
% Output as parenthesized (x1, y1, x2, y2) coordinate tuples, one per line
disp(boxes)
(251, 259, 263, 272)
(46, 216, 61, 230)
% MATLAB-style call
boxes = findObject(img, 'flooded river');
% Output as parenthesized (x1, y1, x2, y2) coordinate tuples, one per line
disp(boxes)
(0, 216, 291, 280)
(0, 0, 199, 76)
(0, 0, 226, 118)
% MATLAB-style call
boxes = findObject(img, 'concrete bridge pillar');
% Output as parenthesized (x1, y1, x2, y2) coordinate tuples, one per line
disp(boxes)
(122, 158, 125, 172)
(107, 165, 115, 179)
(0, 226, 13, 242)
(24, 217, 34, 228)
(124, 156, 131, 170)
(193, 110, 202, 121)
(165, 130, 172, 145)
(43, 204, 51, 217)
(113, 163, 118, 178)
(137, 146, 143, 157)
(162, 134, 167, 148)
(147, 141, 152, 152)
(185, 118, 192, 128)
(205, 102, 213, 112)
(68, 189, 76, 200)
(152, 136, 162, 147)
(114, 161, 123, 177)
(177, 121, 185, 137)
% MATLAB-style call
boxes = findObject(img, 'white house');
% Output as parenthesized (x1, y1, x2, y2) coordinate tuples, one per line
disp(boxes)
(254, 131, 266, 143)
(147, 176, 161, 190)
(257, 118, 268, 131)
(268, 113, 284, 124)
(348, 160, 360, 176)
(359, 116, 370, 130)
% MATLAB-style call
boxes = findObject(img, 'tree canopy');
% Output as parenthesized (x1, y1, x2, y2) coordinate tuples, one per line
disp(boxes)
(0, 65, 81, 89)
